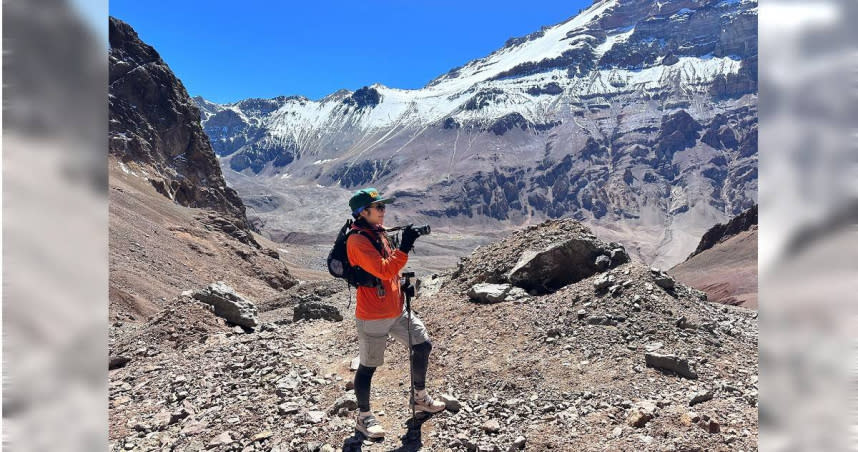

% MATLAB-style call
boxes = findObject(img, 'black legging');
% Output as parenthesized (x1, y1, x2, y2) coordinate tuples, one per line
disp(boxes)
(354, 340, 433, 412)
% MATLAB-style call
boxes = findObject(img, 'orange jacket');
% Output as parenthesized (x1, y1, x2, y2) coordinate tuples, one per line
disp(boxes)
(346, 224, 408, 320)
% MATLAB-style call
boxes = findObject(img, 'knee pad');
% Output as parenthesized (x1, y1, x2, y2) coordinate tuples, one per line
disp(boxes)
(356, 365, 377, 377)
(412, 340, 432, 357)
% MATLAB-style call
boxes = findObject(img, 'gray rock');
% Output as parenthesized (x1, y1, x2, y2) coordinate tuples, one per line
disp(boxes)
(468, 283, 514, 303)
(689, 390, 713, 406)
(644, 352, 698, 379)
(676, 317, 697, 329)
(593, 274, 613, 290)
(293, 302, 343, 322)
(278, 403, 300, 415)
(511, 435, 527, 450)
(329, 392, 358, 414)
(505, 286, 531, 302)
(594, 255, 611, 271)
(304, 410, 326, 424)
(207, 431, 234, 447)
(350, 357, 360, 371)
(275, 376, 301, 396)
(608, 284, 623, 296)
(260, 322, 280, 332)
(650, 269, 675, 290)
(610, 247, 630, 266)
(190, 281, 259, 328)
(508, 239, 610, 294)
(482, 419, 501, 433)
(586, 315, 616, 326)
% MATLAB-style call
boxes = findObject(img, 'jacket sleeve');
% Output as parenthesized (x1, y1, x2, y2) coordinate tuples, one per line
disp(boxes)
(347, 233, 408, 280)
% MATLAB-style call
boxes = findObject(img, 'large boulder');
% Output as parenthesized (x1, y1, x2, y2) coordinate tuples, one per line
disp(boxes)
(187, 282, 258, 328)
(450, 219, 629, 295)
(507, 239, 610, 293)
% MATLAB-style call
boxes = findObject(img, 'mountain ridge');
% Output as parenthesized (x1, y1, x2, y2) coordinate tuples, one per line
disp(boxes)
(194, 0, 758, 268)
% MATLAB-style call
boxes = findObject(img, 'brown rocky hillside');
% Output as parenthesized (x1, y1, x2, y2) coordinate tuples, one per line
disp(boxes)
(109, 219, 758, 451)
(671, 206, 758, 308)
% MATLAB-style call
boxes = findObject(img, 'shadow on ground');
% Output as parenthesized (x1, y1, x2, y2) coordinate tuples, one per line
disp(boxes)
(341, 412, 436, 452)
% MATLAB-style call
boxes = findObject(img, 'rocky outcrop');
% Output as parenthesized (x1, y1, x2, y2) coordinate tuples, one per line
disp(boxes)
(186, 282, 259, 329)
(508, 238, 628, 293)
(328, 159, 393, 188)
(450, 219, 629, 294)
(108, 17, 251, 232)
(343, 86, 381, 109)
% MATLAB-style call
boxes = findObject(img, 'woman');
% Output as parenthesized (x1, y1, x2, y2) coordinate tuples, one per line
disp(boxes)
(345, 187, 445, 439)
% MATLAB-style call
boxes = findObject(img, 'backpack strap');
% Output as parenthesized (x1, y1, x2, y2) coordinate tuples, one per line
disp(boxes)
(345, 227, 386, 290)
(348, 228, 387, 258)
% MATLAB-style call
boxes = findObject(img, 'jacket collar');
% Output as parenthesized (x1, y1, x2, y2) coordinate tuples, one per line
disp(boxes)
(353, 217, 384, 233)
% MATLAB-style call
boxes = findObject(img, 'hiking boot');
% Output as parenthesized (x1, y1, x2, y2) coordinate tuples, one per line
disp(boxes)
(355, 413, 385, 438)
(411, 391, 446, 413)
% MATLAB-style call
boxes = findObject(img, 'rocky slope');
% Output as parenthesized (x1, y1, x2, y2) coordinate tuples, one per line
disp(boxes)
(109, 17, 302, 323)
(196, 0, 758, 268)
(670, 205, 757, 308)
(109, 219, 757, 451)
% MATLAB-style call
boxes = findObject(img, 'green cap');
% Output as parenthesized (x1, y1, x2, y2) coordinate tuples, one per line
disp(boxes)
(349, 187, 395, 214)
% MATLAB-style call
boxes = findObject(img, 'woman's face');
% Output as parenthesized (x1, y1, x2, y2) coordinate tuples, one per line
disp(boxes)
(361, 202, 386, 226)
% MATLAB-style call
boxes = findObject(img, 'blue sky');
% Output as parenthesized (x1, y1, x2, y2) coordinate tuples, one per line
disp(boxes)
(110, 1, 593, 104)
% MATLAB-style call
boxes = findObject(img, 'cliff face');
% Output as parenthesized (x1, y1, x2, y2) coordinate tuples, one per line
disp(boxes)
(108, 17, 300, 324)
(108, 17, 250, 233)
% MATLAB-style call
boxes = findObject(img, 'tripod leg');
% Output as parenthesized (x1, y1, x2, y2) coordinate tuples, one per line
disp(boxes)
(406, 292, 416, 421)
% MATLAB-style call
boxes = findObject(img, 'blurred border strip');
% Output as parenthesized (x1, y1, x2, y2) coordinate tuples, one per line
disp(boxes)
(758, 0, 858, 450)
(3, 0, 108, 451)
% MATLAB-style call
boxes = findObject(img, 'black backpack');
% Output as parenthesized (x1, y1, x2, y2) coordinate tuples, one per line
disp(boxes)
(327, 219, 384, 289)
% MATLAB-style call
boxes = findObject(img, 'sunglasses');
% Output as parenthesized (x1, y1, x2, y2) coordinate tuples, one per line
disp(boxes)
(367, 203, 386, 211)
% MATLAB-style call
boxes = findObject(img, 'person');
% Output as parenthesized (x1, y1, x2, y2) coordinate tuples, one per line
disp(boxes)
(345, 187, 445, 439)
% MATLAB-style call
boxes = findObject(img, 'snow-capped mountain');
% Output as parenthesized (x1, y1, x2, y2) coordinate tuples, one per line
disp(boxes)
(197, 0, 757, 267)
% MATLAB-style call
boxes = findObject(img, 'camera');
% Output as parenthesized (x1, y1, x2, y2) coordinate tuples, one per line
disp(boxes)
(412, 225, 431, 236)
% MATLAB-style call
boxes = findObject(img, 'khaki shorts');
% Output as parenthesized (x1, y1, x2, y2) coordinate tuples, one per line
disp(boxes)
(355, 309, 430, 367)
